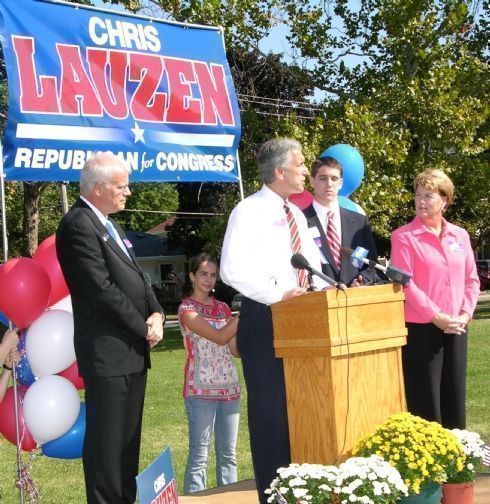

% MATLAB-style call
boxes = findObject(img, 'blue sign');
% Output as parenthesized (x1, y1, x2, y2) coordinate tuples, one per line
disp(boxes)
(136, 447, 178, 504)
(0, 0, 241, 182)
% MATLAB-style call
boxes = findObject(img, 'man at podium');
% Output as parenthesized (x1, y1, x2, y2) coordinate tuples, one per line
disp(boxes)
(220, 138, 329, 503)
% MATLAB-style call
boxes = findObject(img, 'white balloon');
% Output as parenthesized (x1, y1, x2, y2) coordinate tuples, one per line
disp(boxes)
(26, 309, 75, 377)
(50, 295, 72, 313)
(23, 375, 80, 444)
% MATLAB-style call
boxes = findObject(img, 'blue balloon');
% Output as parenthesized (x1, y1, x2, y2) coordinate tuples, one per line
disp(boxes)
(338, 195, 360, 212)
(16, 332, 37, 386)
(42, 402, 86, 459)
(16, 354, 37, 386)
(321, 144, 364, 197)
(0, 311, 9, 327)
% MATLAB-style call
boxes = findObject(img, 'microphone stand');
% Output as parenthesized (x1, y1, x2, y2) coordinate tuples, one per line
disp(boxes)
(307, 272, 315, 292)
(368, 266, 377, 285)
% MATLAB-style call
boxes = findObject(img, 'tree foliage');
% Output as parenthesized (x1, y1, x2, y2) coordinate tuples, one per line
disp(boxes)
(1, 0, 488, 259)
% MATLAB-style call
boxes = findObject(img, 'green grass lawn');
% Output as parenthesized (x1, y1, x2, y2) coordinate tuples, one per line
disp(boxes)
(1, 296, 489, 502)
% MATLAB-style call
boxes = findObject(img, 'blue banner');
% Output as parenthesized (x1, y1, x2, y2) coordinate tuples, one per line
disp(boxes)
(0, 0, 241, 182)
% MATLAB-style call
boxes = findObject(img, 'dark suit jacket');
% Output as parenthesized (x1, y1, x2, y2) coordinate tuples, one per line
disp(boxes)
(303, 203, 378, 286)
(56, 198, 162, 378)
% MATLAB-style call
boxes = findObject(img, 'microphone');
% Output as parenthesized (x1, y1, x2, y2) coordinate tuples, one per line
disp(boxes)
(291, 253, 346, 290)
(340, 247, 411, 287)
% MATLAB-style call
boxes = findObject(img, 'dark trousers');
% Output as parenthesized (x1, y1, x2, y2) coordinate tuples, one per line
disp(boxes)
(83, 371, 147, 504)
(403, 323, 467, 429)
(237, 297, 290, 504)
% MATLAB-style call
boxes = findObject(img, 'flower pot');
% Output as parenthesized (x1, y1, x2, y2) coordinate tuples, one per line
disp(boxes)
(442, 481, 474, 504)
(397, 482, 442, 504)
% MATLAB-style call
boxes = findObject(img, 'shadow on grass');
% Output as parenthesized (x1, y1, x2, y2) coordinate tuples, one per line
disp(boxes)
(475, 295, 490, 320)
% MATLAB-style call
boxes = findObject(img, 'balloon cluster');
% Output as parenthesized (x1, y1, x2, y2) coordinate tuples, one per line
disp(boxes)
(290, 143, 365, 214)
(0, 235, 85, 459)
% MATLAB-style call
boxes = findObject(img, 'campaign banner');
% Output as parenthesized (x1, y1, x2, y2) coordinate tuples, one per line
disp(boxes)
(0, 0, 241, 182)
(136, 447, 178, 504)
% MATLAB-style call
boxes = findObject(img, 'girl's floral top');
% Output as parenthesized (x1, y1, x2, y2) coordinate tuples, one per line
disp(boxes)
(178, 296, 240, 401)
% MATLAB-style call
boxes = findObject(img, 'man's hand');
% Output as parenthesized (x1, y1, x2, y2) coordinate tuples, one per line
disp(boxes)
(281, 287, 307, 301)
(350, 275, 365, 288)
(146, 312, 164, 348)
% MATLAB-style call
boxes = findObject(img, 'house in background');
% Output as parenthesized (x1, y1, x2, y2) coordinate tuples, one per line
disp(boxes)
(126, 217, 187, 306)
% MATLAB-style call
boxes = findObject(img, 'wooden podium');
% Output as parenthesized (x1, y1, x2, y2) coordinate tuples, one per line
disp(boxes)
(271, 283, 407, 465)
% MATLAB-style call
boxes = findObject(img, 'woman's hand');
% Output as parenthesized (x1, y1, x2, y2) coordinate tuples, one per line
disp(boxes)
(5, 348, 21, 368)
(432, 312, 465, 334)
(3, 327, 19, 350)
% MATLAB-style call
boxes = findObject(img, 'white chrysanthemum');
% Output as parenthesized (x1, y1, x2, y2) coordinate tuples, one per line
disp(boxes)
(292, 487, 308, 499)
(288, 477, 306, 487)
(451, 429, 485, 458)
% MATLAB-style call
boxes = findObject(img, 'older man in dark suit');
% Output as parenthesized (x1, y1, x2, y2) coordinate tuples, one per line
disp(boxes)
(56, 152, 164, 504)
(303, 156, 378, 286)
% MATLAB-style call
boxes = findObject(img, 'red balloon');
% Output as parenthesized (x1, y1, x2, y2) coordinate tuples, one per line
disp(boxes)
(0, 386, 37, 451)
(33, 235, 69, 307)
(289, 189, 314, 210)
(0, 258, 51, 328)
(58, 361, 85, 390)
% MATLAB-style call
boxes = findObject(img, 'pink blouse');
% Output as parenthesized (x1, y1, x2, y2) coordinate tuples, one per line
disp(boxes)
(178, 297, 240, 401)
(391, 216, 480, 324)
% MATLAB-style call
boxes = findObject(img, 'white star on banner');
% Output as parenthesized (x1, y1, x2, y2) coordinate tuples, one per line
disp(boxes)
(131, 122, 145, 144)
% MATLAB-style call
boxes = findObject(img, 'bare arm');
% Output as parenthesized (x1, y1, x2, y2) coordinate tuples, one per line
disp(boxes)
(0, 328, 19, 365)
(181, 311, 239, 346)
(227, 335, 240, 357)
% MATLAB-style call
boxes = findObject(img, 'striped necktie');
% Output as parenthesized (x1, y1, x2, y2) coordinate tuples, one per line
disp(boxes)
(326, 210, 341, 268)
(284, 204, 308, 288)
(105, 220, 131, 260)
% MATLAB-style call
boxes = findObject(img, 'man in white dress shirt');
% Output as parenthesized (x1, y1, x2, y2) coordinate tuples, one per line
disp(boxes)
(220, 138, 328, 503)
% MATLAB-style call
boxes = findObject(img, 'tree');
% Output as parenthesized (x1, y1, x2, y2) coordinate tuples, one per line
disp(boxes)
(280, 0, 489, 246)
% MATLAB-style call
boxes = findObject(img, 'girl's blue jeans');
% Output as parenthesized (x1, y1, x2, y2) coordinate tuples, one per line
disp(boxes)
(183, 396, 240, 494)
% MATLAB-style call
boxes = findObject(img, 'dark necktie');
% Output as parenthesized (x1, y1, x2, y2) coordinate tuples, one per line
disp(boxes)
(284, 204, 308, 288)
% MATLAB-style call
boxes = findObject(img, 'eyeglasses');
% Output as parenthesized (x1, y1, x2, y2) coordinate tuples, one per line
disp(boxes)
(99, 181, 130, 193)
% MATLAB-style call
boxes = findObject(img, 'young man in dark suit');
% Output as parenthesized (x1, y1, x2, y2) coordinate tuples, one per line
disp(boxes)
(302, 156, 378, 286)
(56, 152, 164, 504)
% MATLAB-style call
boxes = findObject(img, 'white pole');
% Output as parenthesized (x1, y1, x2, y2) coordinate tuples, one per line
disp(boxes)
(235, 152, 245, 201)
(1, 142, 9, 262)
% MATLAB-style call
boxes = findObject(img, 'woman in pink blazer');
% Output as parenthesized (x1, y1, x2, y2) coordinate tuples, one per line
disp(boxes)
(391, 169, 480, 428)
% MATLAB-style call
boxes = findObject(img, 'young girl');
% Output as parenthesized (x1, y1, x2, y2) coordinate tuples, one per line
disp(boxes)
(178, 253, 240, 494)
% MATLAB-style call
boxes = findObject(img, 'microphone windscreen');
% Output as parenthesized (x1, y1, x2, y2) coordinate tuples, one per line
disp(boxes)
(291, 253, 310, 270)
(340, 247, 354, 259)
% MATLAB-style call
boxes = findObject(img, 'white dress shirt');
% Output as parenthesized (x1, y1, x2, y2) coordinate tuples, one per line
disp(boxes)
(80, 195, 108, 226)
(312, 199, 342, 239)
(220, 185, 328, 305)
(80, 195, 131, 258)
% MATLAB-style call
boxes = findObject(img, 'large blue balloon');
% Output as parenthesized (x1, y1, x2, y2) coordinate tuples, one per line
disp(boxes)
(321, 144, 364, 197)
(42, 402, 86, 459)
(339, 195, 360, 213)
